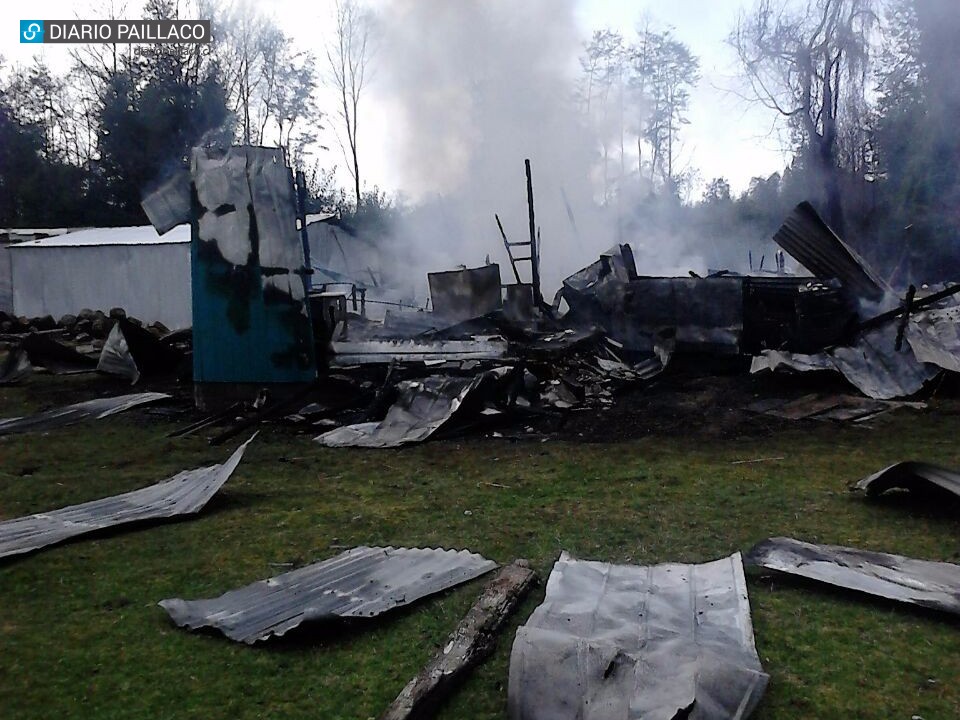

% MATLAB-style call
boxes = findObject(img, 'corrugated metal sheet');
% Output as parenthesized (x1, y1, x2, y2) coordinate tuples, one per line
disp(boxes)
(746, 394, 921, 422)
(508, 552, 768, 720)
(380, 310, 462, 338)
(0, 436, 253, 559)
(747, 537, 960, 616)
(330, 338, 508, 366)
(0, 392, 170, 436)
(10, 241, 192, 329)
(8, 224, 190, 248)
(316, 368, 512, 448)
(772, 202, 887, 301)
(853, 461, 960, 501)
(140, 169, 191, 235)
(750, 325, 938, 400)
(907, 303, 960, 373)
(159, 546, 497, 644)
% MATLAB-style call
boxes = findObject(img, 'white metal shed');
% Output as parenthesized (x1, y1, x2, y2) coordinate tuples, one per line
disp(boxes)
(9, 225, 191, 329)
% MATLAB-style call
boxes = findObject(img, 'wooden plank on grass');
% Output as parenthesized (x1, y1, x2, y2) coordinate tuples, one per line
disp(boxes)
(380, 560, 537, 720)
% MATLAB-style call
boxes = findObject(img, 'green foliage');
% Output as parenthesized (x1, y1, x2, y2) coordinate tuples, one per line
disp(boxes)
(96, 62, 230, 223)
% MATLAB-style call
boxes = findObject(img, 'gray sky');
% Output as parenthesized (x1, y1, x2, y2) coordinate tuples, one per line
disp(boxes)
(3, 0, 791, 196)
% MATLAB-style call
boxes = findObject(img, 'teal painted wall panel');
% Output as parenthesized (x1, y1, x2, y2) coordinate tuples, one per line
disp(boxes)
(190, 147, 315, 385)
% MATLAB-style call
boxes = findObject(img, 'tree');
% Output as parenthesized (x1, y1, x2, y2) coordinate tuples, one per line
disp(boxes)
(95, 0, 230, 221)
(872, 0, 960, 281)
(326, 0, 374, 210)
(703, 177, 732, 204)
(579, 29, 627, 202)
(640, 29, 700, 188)
(731, 0, 878, 236)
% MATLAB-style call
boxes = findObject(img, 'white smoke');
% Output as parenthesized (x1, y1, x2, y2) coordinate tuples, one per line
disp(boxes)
(373, 0, 719, 297)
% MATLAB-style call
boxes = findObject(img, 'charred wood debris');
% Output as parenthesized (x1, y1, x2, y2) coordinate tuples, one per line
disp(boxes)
(4, 199, 960, 443)
(5, 162, 960, 720)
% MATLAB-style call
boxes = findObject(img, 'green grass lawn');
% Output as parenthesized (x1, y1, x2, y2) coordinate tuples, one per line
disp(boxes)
(1, 376, 959, 719)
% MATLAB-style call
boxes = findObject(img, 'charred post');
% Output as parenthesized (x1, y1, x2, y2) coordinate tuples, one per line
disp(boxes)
(524, 159, 542, 307)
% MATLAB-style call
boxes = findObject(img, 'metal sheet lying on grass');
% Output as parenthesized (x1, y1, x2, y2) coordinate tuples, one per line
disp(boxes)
(159, 546, 497, 644)
(508, 552, 768, 720)
(852, 461, 960, 501)
(0, 436, 254, 559)
(746, 537, 960, 616)
(0, 392, 171, 436)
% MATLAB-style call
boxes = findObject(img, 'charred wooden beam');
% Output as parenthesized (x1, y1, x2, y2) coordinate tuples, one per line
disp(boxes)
(894, 284, 916, 351)
(857, 282, 960, 335)
(525, 160, 542, 307)
(379, 560, 537, 720)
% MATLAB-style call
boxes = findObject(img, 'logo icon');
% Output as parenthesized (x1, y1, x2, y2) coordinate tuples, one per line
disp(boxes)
(20, 20, 44, 43)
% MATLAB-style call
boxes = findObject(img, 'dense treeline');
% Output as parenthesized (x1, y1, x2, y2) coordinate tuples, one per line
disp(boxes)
(599, 0, 960, 284)
(0, 0, 334, 227)
(1, 0, 958, 285)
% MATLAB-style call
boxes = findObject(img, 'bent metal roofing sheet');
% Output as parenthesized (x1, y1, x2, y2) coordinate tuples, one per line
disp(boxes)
(0, 392, 171, 436)
(747, 537, 960, 616)
(508, 552, 768, 720)
(0, 436, 254, 560)
(160, 546, 498, 644)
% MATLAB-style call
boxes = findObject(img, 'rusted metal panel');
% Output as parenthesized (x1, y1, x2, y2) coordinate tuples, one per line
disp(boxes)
(0, 436, 253, 559)
(772, 202, 887, 301)
(508, 552, 768, 720)
(159, 546, 497, 644)
(747, 537, 960, 616)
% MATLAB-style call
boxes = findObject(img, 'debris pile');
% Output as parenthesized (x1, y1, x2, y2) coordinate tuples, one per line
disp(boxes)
(0, 308, 186, 385)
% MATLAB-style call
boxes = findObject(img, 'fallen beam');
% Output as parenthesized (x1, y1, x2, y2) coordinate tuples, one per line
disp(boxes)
(381, 560, 537, 720)
(857, 281, 960, 333)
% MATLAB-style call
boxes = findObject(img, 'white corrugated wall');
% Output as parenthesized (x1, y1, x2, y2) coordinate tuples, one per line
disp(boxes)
(10, 243, 192, 328)
(0, 243, 12, 313)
